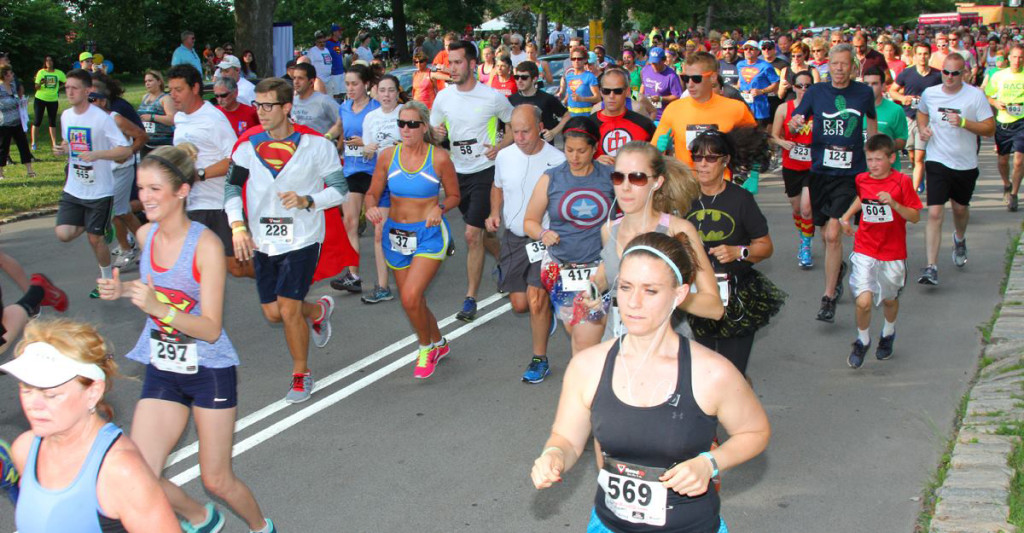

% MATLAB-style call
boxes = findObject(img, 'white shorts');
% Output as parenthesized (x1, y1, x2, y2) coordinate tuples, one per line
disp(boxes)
(848, 252, 906, 306)
(327, 74, 346, 96)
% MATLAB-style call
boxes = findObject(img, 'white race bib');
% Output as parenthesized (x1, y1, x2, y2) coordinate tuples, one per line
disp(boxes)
(451, 138, 483, 166)
(693, 272, 730, 306)
(389, 228, 418, 255)
(685, 124, 717, 148)
(741, 91, 754, 104)
(861, 201, 894, 223)
(789, 144, 811, 162)
(149, 330, 198, 374)
(910, 97, 921, 110)
(1009, 104, 1024, 117)
(72, 162, 95, 184)
(525, 240, 547, 263)
(597, 458, 668, 527)
(344, 143, 363, 158)
(824, 145, 852, 169)
(143, 121, 157, 134)
(259, 216, 294, 245)
(559, 263, 596, 292)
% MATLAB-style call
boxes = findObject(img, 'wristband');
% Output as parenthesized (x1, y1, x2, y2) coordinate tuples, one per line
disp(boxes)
(960, 117, 967, 128)
(542, 446, 563, 457)
(540, 229, 550, 240)
(161, 306, 177, 324)
(324, 132, 333, 140)
(699, 451, 719, 477)
(232, 225, 248, 234)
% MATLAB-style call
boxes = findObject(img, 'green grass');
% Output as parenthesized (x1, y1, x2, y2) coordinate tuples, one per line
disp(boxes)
(2, 82, 146, 218)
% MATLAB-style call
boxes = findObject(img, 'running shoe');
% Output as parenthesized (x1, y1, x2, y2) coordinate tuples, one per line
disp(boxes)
(918, 265, 939, 286)
(112, 247, 138, 270)
(815, 295, 836, 323)
(833, 260, 847, 301)
(330, 271, 362, 293)
(264, 518, 278, 533)
(89, 285, 101, 299)
(798, 236, 813, 269)
(522, 357, 551, 384)
(413, 346, 438, 379)
(876, 333, 896, 360)
(456, 296, 477, 322)
(848, 339, 869, 369)
(180, 503, 225, 533)
(1011, 195, 1020, 213)
(0, 439, 19, 505)
(1005, 185, 1013, 206)
(446, 239, 456, 256)
(361, 285, 394, 304)
(310, 296, 334, 348)
(433, 338, 450, 363)
(357, 216, 367, 236)
(285, 372, 314, 404)
(952, 232, 967, 268)
(31, 273, 68, 313)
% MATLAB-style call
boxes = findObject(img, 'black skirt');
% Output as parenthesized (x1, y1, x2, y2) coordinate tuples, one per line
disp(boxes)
(688, 268, 786, 339)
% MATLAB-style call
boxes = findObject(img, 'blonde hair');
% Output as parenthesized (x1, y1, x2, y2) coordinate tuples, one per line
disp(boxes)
(15, 319, 121, 420)
(144, 69, 165, 91)
(616, 141, 700, 217)
(398, 101, 438, 145)
(139, 143, 199, 190)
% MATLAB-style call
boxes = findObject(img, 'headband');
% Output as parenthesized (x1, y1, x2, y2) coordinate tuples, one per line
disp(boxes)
(622, 245, 684, 285)
(566, 127, 597, 141)
(144, 154, 190, 184)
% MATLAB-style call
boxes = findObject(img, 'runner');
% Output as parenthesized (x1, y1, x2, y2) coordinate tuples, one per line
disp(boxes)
(429, 40, 514, 322)
(591, 68, 656, 164)
(890, 41, 942, 193)
(3, 319, 179, 533)
(214, 55, 254, 106)
(331, 64, 380, 295)
(289, 63, 343, 137)
(790, 43, 877, 323)
(771, 70, 816, 268)
(916, 54, 995, 286)
(985, 43, 1024, 210)
(486, 105, 564, 383)
(562, 46, 601, 117)
(225, 78, 345, 402)
(523, 117, 613, 355)
(531, 232, 770, 532)
(508, 61, 570, 142)
(95, 144, 278, 533)
(364, 101, 460, 378)
(852, 31, 889, 82)
(719, 39, 741, 88)
(0, 266, 67, 355)
(639, 47, 683, 121)
(53, 68, 132, 298)
(488, 54, 517, 98)
(838, 134, 922, 368)
(810, 37, 831, 82)
(736, 40, 780, 127)
(777, 42, 820, 102)
(213, 77, 259, 136)
(306, 31, 334, 92)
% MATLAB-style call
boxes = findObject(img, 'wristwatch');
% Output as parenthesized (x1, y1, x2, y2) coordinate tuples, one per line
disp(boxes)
(304, 195, 314, 211)
(738, 246, 750, 261)
(197, 168, 206, 181)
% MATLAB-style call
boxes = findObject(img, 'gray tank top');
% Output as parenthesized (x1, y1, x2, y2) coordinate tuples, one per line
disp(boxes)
(544, 160, 614, 264)
(600, 213, 694, 341)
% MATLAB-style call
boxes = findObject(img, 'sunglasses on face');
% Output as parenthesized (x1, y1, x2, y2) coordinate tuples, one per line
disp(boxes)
(795, 83, 811, 89)
(514, 74, 532, 80)
(681, 71, 715, 84)
(397, 119, 424, 129)
(571, 57, 586, 61)
(692, 153, 726, 163)
(601, 87, 626, 95)
(942, 69, 962, 76)
(610, 171, 652, 186)
(723, 47, 737, 51)
(414, 60, 425, 64)
(214, 93, 230, 98)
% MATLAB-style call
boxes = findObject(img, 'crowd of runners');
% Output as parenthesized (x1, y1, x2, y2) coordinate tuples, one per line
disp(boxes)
(0, 17, 1014, 532)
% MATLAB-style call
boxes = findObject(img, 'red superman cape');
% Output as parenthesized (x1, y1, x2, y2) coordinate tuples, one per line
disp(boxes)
(233, 124, 357, 283)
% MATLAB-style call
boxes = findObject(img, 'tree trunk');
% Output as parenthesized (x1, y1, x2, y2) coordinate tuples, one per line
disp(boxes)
(602, 0, 622, 59)
(704, 3, 714, 34)
(392, 0, 410, 63)
(537, 12, 547, 52)
(234, 0, 277, 77)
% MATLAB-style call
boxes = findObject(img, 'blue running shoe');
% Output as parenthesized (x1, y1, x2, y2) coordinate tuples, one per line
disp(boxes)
(848, 339, 869, 369)
(522, 357, 551, 384)
(0, 439, 19, 505)
(456, 296, 477, 322)
(180, 503, 225, 533)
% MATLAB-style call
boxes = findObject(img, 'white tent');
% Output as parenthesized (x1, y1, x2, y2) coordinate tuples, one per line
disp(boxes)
(477, 16, 511, 31)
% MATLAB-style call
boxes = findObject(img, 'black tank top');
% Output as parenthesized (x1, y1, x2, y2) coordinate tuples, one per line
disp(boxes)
(591, 335, 720, 533)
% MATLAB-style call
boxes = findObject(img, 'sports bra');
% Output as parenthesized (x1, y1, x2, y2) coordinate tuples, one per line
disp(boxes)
(387, 143, 441, 199)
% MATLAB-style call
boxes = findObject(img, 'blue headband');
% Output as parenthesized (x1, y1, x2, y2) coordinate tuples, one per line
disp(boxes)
(622, 245, 684, 285)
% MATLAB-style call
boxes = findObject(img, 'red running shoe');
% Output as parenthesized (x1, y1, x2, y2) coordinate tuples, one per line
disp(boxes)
(31, 273, 68, 313)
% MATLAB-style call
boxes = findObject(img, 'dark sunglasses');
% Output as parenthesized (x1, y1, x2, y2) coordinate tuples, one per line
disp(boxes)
(397, 119, 424, 129)
(414, 60, 425, 64)
(610, 171, 651, 186)
(601, 87, 625, 95)
(571, 57, 586, 61)
(514, 74, 532, 80)
(214, 93, 231, 98)
(942, 69, 962, 76)
(681, 72, 714, 84)
(692, 153, 726, 163)
(723, 47, 737, 51)
(794, 83, 812, 89)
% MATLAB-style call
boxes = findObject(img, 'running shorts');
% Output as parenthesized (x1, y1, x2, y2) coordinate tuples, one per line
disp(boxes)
(457, 167, 495, 229)
(848, 251, 906, 306)
(498, 231, 543, 293)
(995, 120, 1024, 156)
(809, 173, 857, 226)
(253, 243, 321, 304)
(381, 217, 450, 270)
(140, 364, 238, 409)
(925, 161, 979, 206)
(56, 193, 112, 236)
(782, 168, 811, 198)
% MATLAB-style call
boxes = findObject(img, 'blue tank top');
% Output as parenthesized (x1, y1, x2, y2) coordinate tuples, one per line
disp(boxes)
(340, 98, 381, 176)
(387, 144, 441, 199)
(126, 222, 239, 368)
(545, 160, 614, 264)
(137, 92, 174, 145)
(16, 423, 128, 533)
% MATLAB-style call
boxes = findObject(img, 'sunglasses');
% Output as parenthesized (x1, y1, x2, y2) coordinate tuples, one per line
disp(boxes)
(761, 45, 774, 50)
(692, 153, 726, 163)
(414, 60, 425, 64)
(600, 87, 625, 95)
(514, 74, 532, 80)
(942, 69, 962, 76)
(610, 171, 652, 186)
(214, 93, 230, 98)
(723, 47, 737, 51)
(397, 119, 424, 129)
(794, 83, 812, 89)
(812, 48, 825, 52)
(681, 71, 715, 84)
(571, 57, 586, 61)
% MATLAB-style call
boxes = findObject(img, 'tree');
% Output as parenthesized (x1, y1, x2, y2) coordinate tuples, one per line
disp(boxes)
(235, 0, 276, 77)
(0, 0, 73, 82)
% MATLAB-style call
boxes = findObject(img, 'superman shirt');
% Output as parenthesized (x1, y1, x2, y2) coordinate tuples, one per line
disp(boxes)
(736, 59, 779, 120)
(248, 130, 300, 177)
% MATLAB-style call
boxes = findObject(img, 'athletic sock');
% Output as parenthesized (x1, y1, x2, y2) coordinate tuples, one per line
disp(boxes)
(882, 320, 896, 337)
(99, 265, 112, 279)
(792, 212, 802, 233)
(801, 217, 815, 238)
(535, 355, 548, 361)
(16, 285, 44, 315)
(436, 337, 448, 347)
(250, 519, 272, 533)
(857, 328, 870, 345)
(419, 344, 432, 351)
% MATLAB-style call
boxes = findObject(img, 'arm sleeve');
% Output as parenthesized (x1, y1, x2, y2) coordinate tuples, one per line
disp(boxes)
(311, 140, 348, 210)
(224, 152, 250, 224)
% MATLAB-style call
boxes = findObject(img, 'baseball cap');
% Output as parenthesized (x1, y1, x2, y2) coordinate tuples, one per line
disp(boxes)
(78, 51, 93, 62)
(742, 40, 759, 49)
(721, 39, 736, 48)
(759, 39, 775, 48)
(649, 47, 666, 62)
(314, 30, 326, 39)
(1, 342, 106, 389)
(330, 24, 341, 32)
(217, 55, 241, 70)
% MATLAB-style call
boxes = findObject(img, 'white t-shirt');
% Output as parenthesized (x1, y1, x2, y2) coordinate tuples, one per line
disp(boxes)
(920, 83, 993, 170)
(493, 142, 565, 236)
(291, 91, 339, 134)
(356, 46, 374, 63)
(430, 82, 514, 174)
(306, 45, 332, 81)
(61, 104, 130, 200)
(510, 50, 529, 67)
(173, 102, 238, 210)
(362, 106, 401, 154)
(237, 77, 255, 106)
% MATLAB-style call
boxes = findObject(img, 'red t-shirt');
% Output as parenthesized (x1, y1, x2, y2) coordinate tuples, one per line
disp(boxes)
(488, 75, 517, 98)
(217, 103, 260, 137)
(852, 170, 922, 261)
(593, 110, 656, 157)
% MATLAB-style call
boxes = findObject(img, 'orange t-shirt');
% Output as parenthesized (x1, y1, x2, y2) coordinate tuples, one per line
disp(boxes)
(651, 93, 756, 171)
(432, 50, 451, 92)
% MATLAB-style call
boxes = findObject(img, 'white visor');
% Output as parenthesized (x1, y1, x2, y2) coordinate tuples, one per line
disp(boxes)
(0, 342, 106, 389)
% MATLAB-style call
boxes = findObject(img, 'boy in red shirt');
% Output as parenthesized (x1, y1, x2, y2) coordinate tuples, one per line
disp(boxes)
(839, 135, 922, 369)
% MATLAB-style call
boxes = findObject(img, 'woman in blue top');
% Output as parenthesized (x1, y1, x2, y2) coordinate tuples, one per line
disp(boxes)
(332, 63, 381, 294)
(96, 144, 277, 533)
(365, 101, 460, 379)
(4, 319, 178, 533)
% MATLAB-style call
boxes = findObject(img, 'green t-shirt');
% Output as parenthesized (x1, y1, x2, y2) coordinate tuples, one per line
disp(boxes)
(984, 67, 1024, 124)
(33, 69, 66, 102)
(865, 98, 909, 171)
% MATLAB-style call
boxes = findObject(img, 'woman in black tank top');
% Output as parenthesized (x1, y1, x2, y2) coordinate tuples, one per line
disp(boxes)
(530, 232, 771, 533)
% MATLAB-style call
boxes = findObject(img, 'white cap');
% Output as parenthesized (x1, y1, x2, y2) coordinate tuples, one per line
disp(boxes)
(1, 342, 106, 388)
(217, 54, 241, 70)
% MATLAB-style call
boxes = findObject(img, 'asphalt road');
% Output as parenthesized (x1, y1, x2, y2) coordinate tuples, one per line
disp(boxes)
(0, 145, 1017, 532)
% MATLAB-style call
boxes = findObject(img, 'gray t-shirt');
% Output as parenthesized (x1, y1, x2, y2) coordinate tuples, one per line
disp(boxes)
(291, 91, 339, 134)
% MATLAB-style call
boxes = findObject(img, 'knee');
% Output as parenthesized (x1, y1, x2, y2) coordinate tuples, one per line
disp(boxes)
(278, 302, 303, 322)
(464, 228, 481, 247)
(400, 290, 421, 311)
(855, 294, 872, 312)
(86, 233, 104, 247)
(823, 226, 840, 245)
(200, 470, 235, 498)
(510, 296, 529, 314)
(262, 305, 283, 323)
(928, 209, 943, 223)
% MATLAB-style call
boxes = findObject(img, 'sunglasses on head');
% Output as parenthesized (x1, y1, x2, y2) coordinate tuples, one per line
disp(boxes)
(610, 171, 652, 186)
(397, 119, 423, 129)
(681, 71, 715, 84)
(514, 74, 531, 80)
(692, 153, 726, 163)
(942, 69, 962, 76)
(601, 87, 625, 95)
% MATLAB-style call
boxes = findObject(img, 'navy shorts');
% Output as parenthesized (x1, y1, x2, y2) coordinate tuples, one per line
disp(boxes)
(141, 364, 238, 409)
(253, 243, 320, 304)
(995, 120, 1024, 156)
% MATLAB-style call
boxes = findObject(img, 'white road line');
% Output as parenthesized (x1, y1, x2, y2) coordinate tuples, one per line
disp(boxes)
(163, 293, 505, 468)
(169, 302, 513, 486)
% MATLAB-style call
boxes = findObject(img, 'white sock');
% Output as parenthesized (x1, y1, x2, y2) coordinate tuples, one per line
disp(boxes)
(99, 265, 113, 279)
(882, 320, 896, 337)
(419, 344, 432, 351)
(857, 328, 870, 345)
(436, 337, 447, 347)
(250, 519, 271, 533)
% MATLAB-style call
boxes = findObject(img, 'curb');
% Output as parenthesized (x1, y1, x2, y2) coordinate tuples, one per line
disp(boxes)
(929, 233, 1024, 533)
(0, 206, 58, 226)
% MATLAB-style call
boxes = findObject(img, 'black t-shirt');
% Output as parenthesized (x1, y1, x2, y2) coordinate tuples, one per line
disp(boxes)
(719, 59, 740, 87)
(111, 97, 143, 129)
(509, 91, 568, 132)
(685, 182, 768, 275)
(792, 81, 876, 176)
(894, 67, 942, 118)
